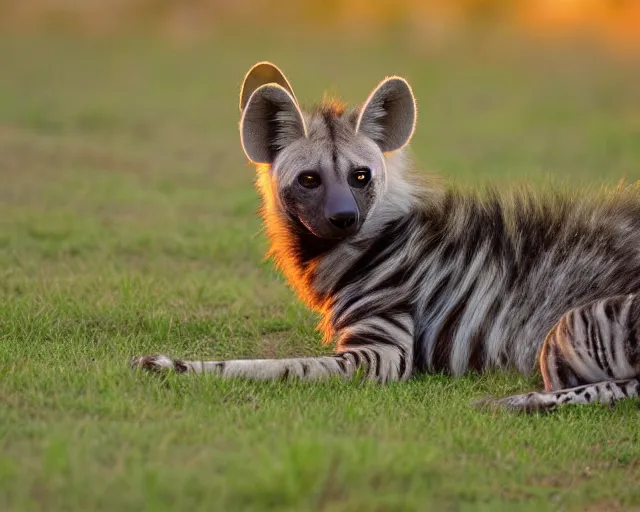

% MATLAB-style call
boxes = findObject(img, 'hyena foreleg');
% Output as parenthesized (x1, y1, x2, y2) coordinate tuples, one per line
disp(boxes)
(476, 294, 640, 412)
(131, 314, 414, 383)
(131, 353, 358, 381)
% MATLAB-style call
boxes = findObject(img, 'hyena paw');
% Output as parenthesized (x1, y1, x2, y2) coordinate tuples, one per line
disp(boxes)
(471, 392, 554, 413)
(130, 354, 188, 373)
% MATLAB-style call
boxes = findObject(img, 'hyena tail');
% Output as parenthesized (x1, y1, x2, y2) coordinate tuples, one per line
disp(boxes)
(473, 378, 640, 413)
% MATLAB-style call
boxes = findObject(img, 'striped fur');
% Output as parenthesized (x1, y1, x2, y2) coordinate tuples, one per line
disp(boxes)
(131, 62, 640, 412)
(477, 294, 640, 412)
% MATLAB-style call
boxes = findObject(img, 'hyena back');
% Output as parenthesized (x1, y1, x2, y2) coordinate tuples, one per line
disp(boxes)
(132, 62, 640, 412)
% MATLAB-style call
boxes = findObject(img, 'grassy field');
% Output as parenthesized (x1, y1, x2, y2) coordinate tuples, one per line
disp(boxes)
(1, 34, 640, 511)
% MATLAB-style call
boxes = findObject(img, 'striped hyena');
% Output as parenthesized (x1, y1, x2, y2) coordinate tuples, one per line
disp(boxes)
(132, 62, 640, 412)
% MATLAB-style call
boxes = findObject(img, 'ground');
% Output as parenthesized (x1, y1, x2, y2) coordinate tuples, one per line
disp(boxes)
(1, 34, 640, 511)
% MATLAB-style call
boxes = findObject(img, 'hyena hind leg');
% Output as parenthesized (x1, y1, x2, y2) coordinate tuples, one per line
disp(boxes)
(473, 378, 640, 413)
(474, 294, 640, 413)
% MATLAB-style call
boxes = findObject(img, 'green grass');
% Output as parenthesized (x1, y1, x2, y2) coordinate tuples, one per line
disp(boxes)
(2, 34, 640, 511)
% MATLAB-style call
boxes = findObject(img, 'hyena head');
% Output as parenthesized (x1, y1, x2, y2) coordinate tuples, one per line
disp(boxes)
(239, 62, 417, 241)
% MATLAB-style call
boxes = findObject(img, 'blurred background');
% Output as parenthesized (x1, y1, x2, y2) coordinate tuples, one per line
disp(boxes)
(2, 0, 640, 272)
(2, 0, 640, 51)
(2, 0, 639, 189)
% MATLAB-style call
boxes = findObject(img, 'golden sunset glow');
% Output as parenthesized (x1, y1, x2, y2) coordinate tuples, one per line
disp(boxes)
(2, 0, 640, 51)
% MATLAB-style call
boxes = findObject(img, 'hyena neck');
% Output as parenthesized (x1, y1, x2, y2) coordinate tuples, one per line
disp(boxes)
(257, 149, 431, 321)
(255, 163, 338, 313)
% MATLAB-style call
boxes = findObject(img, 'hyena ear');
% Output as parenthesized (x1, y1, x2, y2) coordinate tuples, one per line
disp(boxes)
(356, 77, 417, 153)
(239, 61, 298, 112)
(240, 83, 307, 164)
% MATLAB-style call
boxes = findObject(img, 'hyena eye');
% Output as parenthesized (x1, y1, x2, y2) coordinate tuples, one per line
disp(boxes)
(349, 167, 372, 189)
(297, 172, 322, 189)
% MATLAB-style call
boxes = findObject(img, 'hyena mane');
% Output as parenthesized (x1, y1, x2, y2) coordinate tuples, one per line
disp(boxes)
(132, 61, 640, 412)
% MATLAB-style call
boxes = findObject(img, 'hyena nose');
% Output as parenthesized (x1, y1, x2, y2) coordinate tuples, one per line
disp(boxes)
(329, 211, 357, 229)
